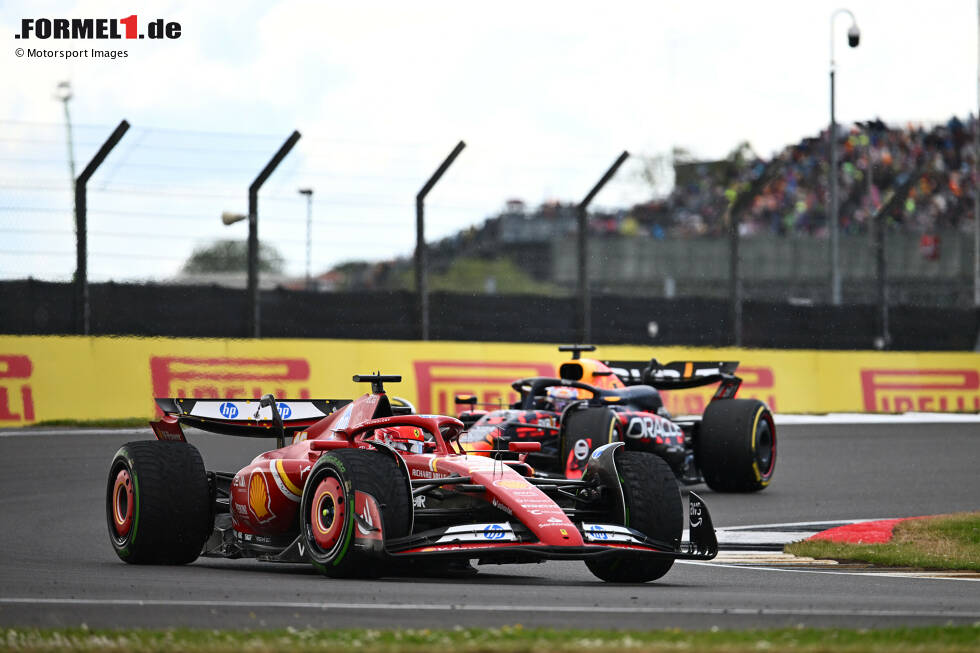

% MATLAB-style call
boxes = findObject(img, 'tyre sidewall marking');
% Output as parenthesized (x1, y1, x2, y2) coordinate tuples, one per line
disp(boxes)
(749, 405, 773, 486)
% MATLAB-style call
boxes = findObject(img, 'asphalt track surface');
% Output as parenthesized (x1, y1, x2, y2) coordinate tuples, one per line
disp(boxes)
(0, 422, 977, 630)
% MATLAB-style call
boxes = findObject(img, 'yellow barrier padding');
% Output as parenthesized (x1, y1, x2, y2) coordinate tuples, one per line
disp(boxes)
(0, 336, 978, 427)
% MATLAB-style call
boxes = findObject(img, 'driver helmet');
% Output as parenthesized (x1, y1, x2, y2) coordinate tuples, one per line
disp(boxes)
(546, 386, 579, 412)
(377, 426, 426, 454)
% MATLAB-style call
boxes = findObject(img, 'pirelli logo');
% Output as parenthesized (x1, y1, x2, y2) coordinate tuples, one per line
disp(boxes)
(0, 354, 35, 424)
(413, 360, 555, 414)
(860, 369, 980, 412)
(149, 356, 311, 412)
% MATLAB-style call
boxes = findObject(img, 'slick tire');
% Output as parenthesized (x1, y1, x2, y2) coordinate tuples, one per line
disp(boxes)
(106, 441, 212, 565)
(585, 451, 682, 583)
(559, 407, 619, 478)
(696, 399, 776, 492)
(300, 449, 410, 579)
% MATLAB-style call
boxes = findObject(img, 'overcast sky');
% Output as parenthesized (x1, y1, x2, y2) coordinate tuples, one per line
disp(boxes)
(2, 0, 977, 282)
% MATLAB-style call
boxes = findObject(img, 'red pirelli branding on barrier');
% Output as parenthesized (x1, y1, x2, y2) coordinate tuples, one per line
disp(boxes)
(150, 356, 311, 411)
(0, 354, 35, 423)
(414, 360, 555, 414)
(860, 368, 980, 412)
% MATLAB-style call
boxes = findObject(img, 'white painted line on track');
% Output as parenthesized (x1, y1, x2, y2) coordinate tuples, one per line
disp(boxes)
(774, 412, 980, 425)
(0, 598, 977, 619)
(0, 428, 148, 437)
(718, 519, 890, 531)
(678, 560, 980, 582)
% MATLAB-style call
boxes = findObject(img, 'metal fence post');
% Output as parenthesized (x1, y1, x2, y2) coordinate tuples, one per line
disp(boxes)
(415, 140, 466, 341)
(247, 130, 301, 338)
(577, 151, 629, 344)
(74, 119, 129, 335)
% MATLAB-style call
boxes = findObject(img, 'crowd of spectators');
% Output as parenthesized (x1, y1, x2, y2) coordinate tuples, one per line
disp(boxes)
(360, 116, 979, 288)
(459, 116, 979, 242)
(614, 114, 979, 239)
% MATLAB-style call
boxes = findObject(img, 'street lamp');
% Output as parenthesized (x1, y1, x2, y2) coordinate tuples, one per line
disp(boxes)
(221, 211, 246, 225)
(298, 188, 313, 290)
(829, 8, 860, 305)
(54, 81, 76, 192)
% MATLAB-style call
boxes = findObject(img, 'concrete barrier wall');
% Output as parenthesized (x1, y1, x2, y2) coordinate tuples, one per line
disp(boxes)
(2, 336, 978, 427)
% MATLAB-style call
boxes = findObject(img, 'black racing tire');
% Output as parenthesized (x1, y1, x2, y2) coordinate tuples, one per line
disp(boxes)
(106, 440, 212, 565)
(696, 398, 776, 492)
(585, 451, 682, 583)
(300, 448, 410, 578)
(559, 407, 619, 478)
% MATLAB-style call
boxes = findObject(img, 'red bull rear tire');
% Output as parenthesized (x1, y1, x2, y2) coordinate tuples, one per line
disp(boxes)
(696, 399, 776, 492)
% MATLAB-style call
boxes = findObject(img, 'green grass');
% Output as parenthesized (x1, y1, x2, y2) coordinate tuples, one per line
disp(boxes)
(786, 512, 980, 571)
(1, 625, 978, 653)
(23, 418, 151, 429)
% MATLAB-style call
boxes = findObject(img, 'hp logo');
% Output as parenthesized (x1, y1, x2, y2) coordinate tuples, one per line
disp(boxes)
(483, 524, 505, 540)
(218, 402, 239, 419)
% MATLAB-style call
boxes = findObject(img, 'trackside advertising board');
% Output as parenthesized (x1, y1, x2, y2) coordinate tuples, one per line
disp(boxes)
(0, 336, 979, 427)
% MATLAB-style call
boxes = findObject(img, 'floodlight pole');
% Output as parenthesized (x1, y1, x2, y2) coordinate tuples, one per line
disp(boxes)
(247, 130, 301, 338)
(74, 119, 129, 335)
(415, 140, 466, 341)
(829, 8, 860, 305)
(975, 0, 980, 306)
(298, 188, 314, 290)
(577, 151, 629, 344)
(728, 204, 742, 347)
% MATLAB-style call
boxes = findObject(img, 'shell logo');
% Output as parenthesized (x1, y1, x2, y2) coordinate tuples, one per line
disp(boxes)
(248, 471, 275, 523)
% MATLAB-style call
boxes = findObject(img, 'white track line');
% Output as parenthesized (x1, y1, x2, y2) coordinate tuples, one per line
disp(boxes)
(678, 560, 980, 582)
(774, 412, 980, 425)
(0, 428, 148, 437)
(0, 598, 976, 619)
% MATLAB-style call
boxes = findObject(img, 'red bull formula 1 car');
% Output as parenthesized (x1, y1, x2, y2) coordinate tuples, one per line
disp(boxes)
(457, 346, 776, 492)
(107, 374, 717, 582)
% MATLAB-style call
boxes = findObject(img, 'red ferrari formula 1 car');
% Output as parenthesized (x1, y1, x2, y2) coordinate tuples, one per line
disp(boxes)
(107, 374, 717, 582)
(457, 346, 776, 492)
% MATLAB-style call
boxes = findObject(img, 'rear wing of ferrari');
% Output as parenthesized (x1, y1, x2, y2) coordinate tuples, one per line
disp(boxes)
(151, 397, 352, 445)
(603, 359, 742, 397)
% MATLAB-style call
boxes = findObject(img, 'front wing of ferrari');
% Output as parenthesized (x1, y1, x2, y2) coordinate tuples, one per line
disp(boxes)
(384, 492, 717, 562)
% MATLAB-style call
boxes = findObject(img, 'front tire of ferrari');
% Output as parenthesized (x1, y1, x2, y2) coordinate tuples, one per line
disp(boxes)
(586, 451, 682, 583)
(696, 399, 776, 492)
(300, 449, 410, 578)
(106, 441, 211, 565)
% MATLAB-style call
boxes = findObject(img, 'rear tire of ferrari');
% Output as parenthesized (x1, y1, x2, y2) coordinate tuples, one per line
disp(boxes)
(300, 449, 410, 579)
(585, 451, 682, 583)
(106, 441, 212, 565)
(696, 399, 776, 492)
